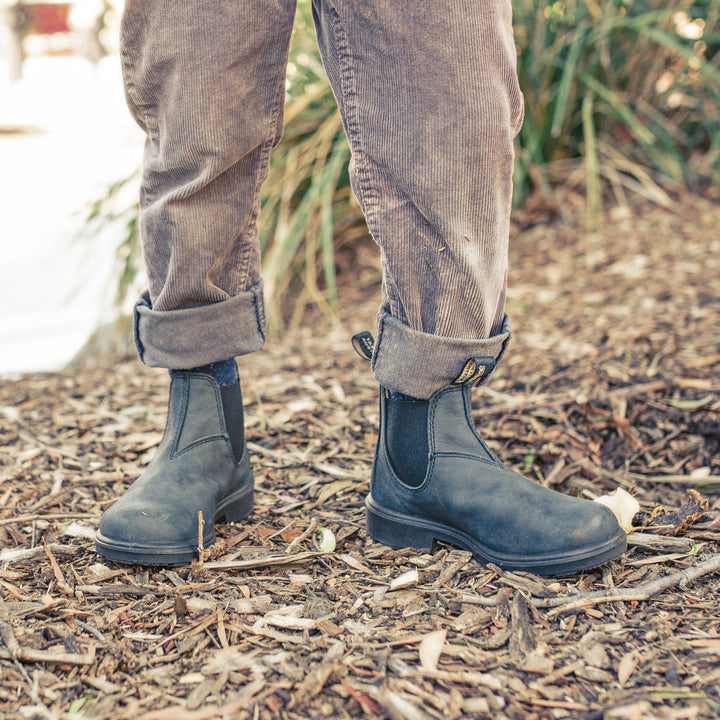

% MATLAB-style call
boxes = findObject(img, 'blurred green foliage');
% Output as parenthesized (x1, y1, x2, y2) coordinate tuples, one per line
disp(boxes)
(513, 0, 719, 213)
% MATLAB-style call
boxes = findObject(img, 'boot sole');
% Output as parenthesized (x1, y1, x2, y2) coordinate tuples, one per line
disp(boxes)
(366, 495, 627, 577)
(95, 485, 254, 566)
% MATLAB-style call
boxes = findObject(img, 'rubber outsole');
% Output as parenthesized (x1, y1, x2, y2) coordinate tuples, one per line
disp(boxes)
(366, 495, 627, 577)
(95, 485, 254, 566)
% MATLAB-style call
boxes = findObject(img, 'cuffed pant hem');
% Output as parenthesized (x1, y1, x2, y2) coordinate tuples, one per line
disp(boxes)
(371, 307, 511, 399)
(134, 282, 266, 368)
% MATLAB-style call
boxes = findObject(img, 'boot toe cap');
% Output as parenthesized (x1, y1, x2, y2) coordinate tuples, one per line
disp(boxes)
(99, 500, 194, 546)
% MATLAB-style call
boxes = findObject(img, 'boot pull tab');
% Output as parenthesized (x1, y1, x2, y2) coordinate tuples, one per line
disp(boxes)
(351, 331, 374, 361)
(454, 356, 496, 385)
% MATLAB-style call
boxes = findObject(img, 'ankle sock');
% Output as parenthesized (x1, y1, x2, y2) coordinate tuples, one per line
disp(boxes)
(386, 394, 429, 488)
(388, 390, 416, 400)
(172, 358, 239, 387)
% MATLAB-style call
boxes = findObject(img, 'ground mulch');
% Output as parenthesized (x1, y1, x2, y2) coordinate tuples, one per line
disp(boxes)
(1, 192, 720, 720)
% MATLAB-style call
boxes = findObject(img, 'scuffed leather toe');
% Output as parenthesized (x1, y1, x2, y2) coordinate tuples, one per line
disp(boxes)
(96, 373, 253, 566)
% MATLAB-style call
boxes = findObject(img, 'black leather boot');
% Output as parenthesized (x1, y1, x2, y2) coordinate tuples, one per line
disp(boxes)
(366, 379, 626, 576)
(96, 372, 253, 565)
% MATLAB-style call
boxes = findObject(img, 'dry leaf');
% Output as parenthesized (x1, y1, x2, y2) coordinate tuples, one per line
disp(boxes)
(185, 597, 216, 614)
(201, 647, 262, 675)
(389, 569, 419, 592)
(227, 596, 272, 614)
(605, 701, 652, 719)
(42, 538, 73, 596)
(262, 614, 316, 631)
(582, 643, 611, 669)
(594, 488, 640, 532)
(340, 680, 383, 715)
(635, 488, 710, 536)
(375, 685, 435, 720)
(178, 673, 205, 684)
(315, 480, 356, 505)
(419, 629, 446, 673)
(617, 651, 639, 687)
(60, 522, 97, 540)
(519, 652, 554, 674)
(341, 554, 372, 573)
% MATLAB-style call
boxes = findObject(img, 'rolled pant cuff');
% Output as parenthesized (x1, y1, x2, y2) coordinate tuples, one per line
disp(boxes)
(372, 308, 511, 399)
(134, 282, 266, 368)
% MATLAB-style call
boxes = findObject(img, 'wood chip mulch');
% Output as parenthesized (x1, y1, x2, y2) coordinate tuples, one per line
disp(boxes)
(2, 192, 720, 720)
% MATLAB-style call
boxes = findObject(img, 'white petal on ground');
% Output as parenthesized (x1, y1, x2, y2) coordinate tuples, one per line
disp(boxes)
(594, 487, 640, 532)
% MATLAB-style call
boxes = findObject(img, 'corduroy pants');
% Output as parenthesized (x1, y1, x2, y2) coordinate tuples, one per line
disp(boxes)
(123, 0, 524, 398)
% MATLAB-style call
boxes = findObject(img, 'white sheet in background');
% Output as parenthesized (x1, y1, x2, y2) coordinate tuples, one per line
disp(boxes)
(0, 54, 144, 375)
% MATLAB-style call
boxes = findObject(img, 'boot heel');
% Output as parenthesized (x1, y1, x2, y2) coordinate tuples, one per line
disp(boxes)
(216, 487, 254, 524)
(366, 497, 436, 552)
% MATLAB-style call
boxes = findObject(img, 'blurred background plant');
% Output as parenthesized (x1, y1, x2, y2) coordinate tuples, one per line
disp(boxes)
(514, 0, 719, 227)
(88, 0, 719, 329)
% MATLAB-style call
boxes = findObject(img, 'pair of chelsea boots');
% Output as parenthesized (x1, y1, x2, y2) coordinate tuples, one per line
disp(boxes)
(96, 354, 626, 575)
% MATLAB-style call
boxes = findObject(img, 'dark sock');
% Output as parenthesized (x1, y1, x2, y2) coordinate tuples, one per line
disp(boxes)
(387, 390, 415, 400)
(386, 394, 429, 488)
(173, 358, 238, 387)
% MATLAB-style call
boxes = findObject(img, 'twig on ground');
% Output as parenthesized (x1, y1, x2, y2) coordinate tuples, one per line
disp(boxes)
(0, 513, 97, 528)
(202, 551, 323, 571)
(286, 516, 319, 555)
(0, 619, 94, 665)
(433, 551, 473, 589)
(627, 532, 695, 553)
(42, 538, 73, 595)
(541, 553, 720, 616)
(197, 510, 204, 567)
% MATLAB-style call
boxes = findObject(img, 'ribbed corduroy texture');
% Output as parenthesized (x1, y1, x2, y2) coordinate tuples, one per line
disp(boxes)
(123, 0, 524, 395)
